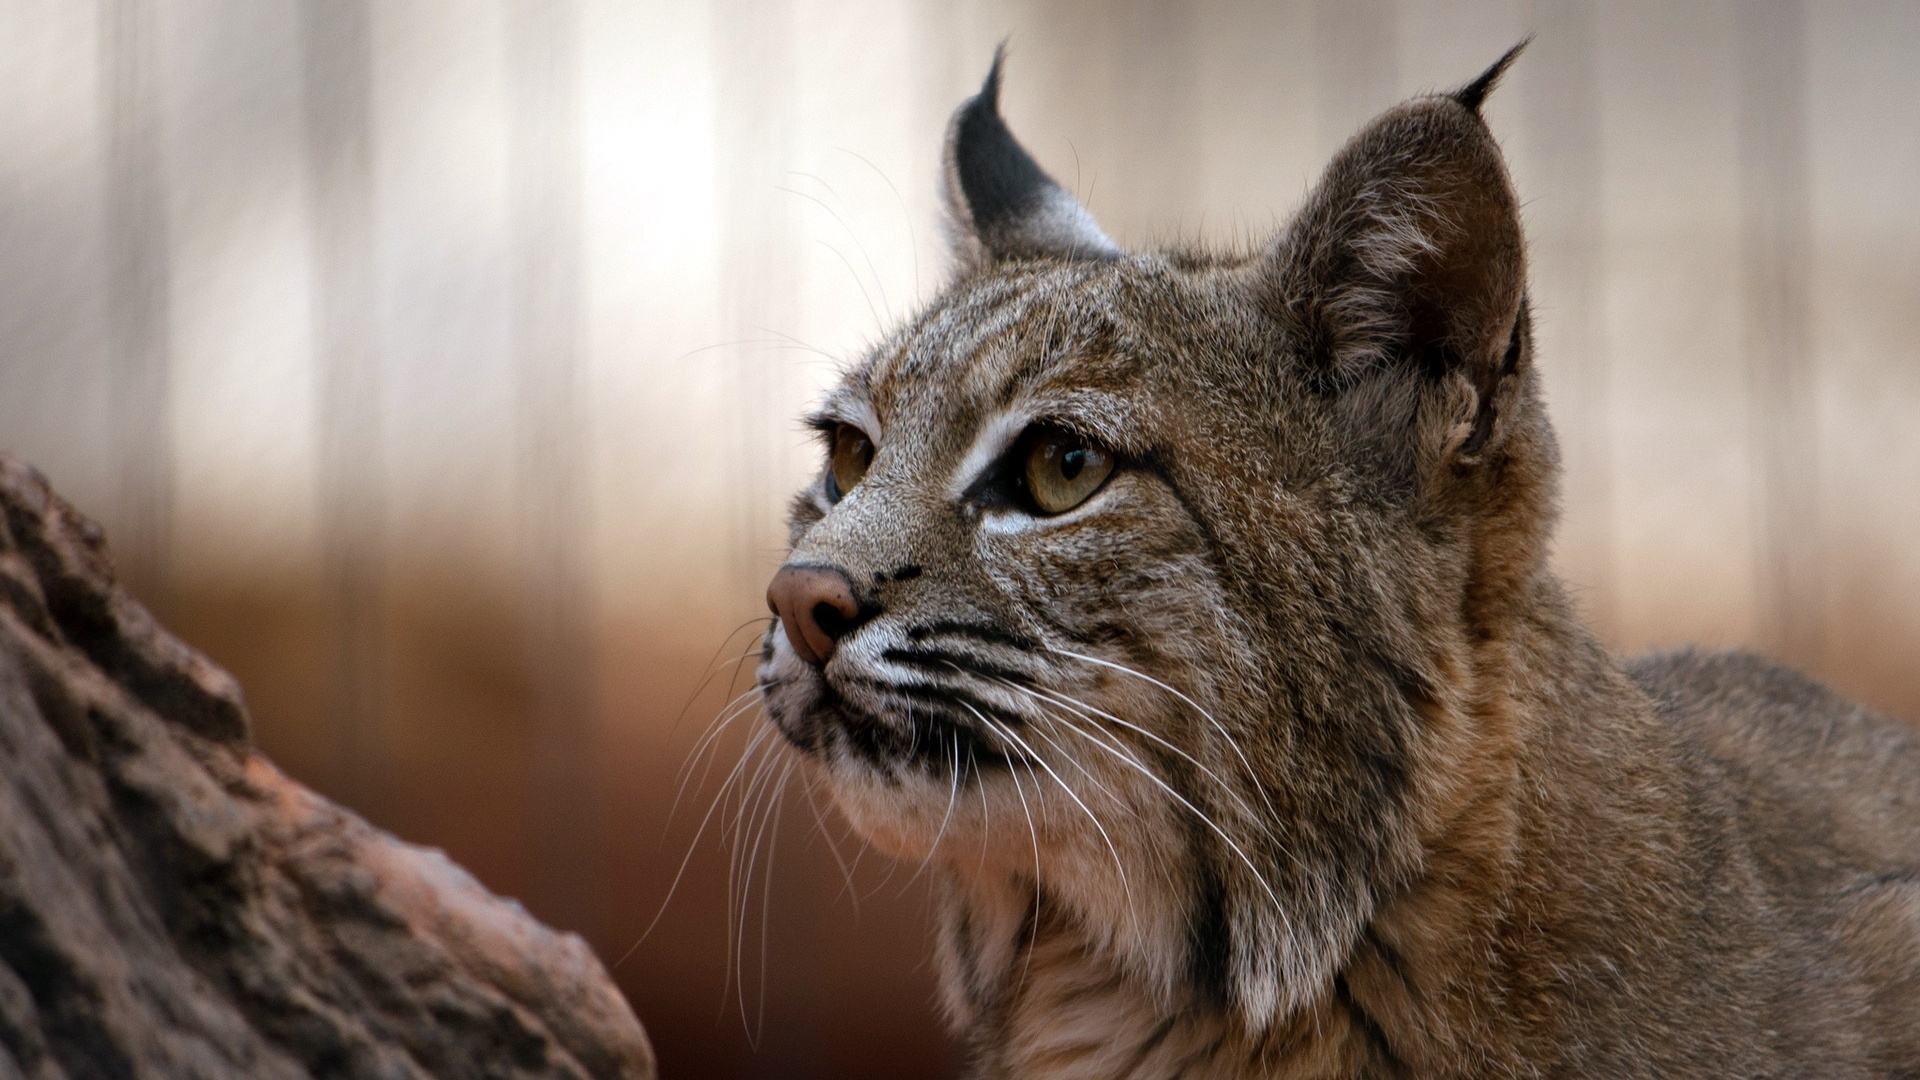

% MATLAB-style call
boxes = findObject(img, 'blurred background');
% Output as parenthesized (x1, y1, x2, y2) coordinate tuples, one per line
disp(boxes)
(2, 0, 1916, 1075)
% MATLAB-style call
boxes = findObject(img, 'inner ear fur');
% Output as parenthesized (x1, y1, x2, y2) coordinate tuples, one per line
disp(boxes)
(1265, 90, 1527, 464)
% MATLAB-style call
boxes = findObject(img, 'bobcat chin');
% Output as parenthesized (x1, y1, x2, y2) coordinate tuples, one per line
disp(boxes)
(756, 43, 1920, 1078)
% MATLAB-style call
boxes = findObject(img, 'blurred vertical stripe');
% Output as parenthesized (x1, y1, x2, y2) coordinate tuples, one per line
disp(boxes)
(1313, 0, 1397, 157)
(1737, 0, 1821, 670)
(1523, 0, 1612, 635)
(506, 0, 605, 954)
(100, 0, 171, 611)
(300, 0, 389, 823)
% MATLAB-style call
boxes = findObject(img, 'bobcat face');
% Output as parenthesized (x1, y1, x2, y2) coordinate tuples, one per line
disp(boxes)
(761, 259, 1270, 998)
(758, 47, 1543, 1028)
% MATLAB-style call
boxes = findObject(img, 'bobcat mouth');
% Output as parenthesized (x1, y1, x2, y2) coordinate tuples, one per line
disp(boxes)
(776, 680, 1022, 775)
(765, 642, 1035, 777)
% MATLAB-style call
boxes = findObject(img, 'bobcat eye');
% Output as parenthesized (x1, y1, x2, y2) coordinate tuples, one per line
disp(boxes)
(1023, 428, 1114, 514)
(827, 424, 874, 502)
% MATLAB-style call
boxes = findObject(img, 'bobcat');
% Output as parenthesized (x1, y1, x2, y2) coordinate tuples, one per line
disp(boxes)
(756, 44, 1920, 1078)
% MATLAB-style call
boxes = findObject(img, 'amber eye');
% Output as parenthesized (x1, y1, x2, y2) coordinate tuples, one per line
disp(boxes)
(1024, 429, 1115, 514)
(828, 424, 874, 501)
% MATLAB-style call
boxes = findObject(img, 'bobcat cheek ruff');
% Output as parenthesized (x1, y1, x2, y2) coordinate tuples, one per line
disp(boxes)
(754, 42, 1920, 1079)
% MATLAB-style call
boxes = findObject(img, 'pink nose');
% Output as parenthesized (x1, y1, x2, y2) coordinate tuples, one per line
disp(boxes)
(766, 566, 864, 666)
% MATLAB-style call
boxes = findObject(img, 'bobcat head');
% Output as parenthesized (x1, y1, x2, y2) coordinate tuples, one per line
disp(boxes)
(758, 44, 1545, 1037)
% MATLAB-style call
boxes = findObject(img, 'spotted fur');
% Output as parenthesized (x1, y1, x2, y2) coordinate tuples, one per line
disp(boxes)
(756, 46, 1920, 1078)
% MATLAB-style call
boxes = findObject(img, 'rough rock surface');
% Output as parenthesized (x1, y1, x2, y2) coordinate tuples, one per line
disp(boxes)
(0, 456, 656, 1080)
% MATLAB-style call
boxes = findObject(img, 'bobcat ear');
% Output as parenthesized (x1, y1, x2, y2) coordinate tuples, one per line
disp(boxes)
(1267, 43, 1529, 460)
(942, 48, 1119, 269)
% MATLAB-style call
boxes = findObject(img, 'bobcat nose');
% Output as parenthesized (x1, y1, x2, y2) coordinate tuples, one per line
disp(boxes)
(767, 565, 869, 666)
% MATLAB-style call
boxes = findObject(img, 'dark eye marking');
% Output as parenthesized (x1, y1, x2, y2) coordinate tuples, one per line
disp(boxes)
(874, 564, 923, 584)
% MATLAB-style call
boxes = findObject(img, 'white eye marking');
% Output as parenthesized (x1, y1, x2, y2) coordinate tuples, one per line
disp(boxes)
(978, 480, 1115, 533)
(978, 510, 1042, 536)
(948, 406, 1029, 500)
(844, 399, 884, 446)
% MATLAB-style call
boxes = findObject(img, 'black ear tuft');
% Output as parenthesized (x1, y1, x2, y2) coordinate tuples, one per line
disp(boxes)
(951, 47, 1047, 242)
(942, 46, 1118, 267)
(1452, 38, 1530, 114)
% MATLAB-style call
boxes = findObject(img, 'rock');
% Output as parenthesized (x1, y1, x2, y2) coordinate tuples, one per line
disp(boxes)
(0, 456, 656, 1080)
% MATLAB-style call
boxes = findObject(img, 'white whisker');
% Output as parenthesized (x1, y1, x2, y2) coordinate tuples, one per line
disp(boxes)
(668, 685, 766, 828)
(998, 677, 1264, 829)
(628, 721, 775, 965)
(967, 705, 1139, 939)
(748, 756, 797, 1044)
(974, 745, 993, 878)
(1048, 645, 1281, 822)
(725, 735, 788, 1014)
(1006, 686, 1295, 935)
(996, 733, 1047, 988)
(903, 729, 967, 892)
(800, 771, 862, 908)
(731, 746, 793, 1040)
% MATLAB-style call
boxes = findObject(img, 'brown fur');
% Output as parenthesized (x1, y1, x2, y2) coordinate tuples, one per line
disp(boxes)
(755, 50, 1920, 1078)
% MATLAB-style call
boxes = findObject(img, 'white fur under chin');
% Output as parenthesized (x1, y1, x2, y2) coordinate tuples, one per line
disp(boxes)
(823, 747, 1199, 1015)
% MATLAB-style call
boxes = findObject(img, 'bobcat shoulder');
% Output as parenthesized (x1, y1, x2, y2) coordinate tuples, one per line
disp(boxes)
(755, 44, 1920, 1078)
